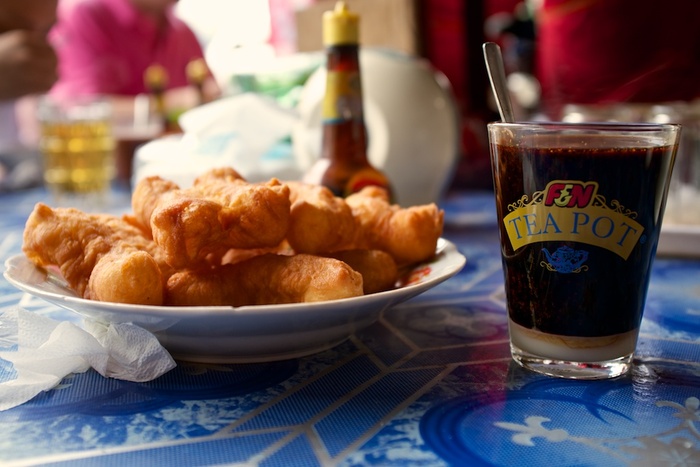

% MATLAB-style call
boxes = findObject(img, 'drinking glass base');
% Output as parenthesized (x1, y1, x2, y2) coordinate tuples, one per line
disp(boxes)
(510, 344, 633, 380)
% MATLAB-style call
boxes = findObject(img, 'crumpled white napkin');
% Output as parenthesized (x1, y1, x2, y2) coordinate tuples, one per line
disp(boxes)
(0, 307, 176, 411)
(133, 93, 302, 189)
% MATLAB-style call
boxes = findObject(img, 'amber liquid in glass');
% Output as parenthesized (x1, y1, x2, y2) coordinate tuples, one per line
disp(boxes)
(41, 119, 115, 195)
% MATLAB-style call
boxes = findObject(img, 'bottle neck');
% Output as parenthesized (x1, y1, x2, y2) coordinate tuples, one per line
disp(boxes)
(321, 43, 368, 165)
(321, 44, 364, 124)
(325, 44, 360, 70)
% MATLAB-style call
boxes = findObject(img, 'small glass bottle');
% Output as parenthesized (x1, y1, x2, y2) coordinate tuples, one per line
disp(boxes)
(303, 1, 392, 198)
(144, 64, 167, 123)
(186, 58, 209, 106)
(143, 64, 180, 134)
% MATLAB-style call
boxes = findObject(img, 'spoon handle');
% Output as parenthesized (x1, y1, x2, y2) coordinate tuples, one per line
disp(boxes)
(483, 42, 515, 123)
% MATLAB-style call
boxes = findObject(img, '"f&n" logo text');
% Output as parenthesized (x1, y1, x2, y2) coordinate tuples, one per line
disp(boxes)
(544, 181, 598, 208)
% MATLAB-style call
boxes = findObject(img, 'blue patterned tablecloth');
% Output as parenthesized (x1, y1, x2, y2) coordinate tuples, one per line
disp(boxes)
(1, 189, 699, 466)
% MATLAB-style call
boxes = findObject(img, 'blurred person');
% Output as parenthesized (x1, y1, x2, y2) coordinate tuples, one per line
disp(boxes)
(0, 9, 58, 101)
(0, 0, 59, 190)
(49, 0, 219, 124)
(535, 0, 700, 119)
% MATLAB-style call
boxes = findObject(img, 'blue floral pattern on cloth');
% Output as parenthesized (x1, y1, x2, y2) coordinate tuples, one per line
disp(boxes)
(0, 190, 698, 466)
(420, 362, 700, 466)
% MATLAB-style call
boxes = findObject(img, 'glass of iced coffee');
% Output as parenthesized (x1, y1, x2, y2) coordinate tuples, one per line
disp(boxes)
(488, 122, 680, 379)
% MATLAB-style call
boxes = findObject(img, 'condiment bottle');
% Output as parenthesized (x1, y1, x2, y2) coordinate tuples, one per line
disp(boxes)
(143, 64, 179, 133)
(186, 58, 209, 106)
(302, 1, 393, 198)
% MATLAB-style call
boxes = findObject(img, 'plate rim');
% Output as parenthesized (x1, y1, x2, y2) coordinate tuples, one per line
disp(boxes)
(3, 239, 466, 362)
(3, 238, 466, 319)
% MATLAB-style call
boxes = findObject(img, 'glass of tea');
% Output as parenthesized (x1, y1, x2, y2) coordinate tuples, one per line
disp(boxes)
(487, 121, 681, 379)
(38, 96, 116, 209)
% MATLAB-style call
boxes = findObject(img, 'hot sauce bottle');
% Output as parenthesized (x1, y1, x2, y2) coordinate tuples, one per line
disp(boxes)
(303, 1, 393, 198)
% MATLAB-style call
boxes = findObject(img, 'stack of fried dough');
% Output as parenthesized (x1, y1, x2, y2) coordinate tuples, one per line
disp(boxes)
(22, 167, 444, 307)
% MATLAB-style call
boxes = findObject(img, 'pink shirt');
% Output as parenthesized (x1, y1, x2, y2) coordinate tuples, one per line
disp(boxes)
(49, 0, 205, 97)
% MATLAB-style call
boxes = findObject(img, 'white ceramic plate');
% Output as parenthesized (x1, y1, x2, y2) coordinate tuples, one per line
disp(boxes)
(3, 239, 465, 363)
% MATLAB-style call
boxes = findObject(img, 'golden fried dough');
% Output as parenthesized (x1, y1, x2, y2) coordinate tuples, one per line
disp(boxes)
(346, 187, 444, 266)
(191, 166, 246, 191)
(88, 250, 163, 305)
(220, 242, 293, 265)
(23, 203, 165, 305)
(286, 181, 357, 254)
(21, 166, 446, 308)
(130, 175, 179, 237)
(131, 169, 291, 269)
(165, 253, 363, 306)
(327, 249, 398, 294)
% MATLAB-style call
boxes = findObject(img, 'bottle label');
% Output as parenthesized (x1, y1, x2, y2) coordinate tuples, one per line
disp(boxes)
(503, 180, 644, 261)
(345, 168, 391, 197)
(322, 70, 363, 123)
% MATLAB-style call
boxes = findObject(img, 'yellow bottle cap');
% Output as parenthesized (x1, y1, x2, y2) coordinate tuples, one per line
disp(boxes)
(323, 1, 359, 46)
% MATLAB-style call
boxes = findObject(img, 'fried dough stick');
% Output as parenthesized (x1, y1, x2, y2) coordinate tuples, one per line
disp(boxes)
(190, 166, 248, 195)
(327, 249, 398, 294)
(345, 187, 444, 266)
(130, 175, 179, 237)
(131, 169, 291, 269)
(165, 253, 363, 307)
(285, 181, 357, 254)
(98, 213, 176, 280)
(22, 203, 165, 305)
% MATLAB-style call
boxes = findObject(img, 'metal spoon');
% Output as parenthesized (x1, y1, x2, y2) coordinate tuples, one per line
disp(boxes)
(483, 42, 515, 123)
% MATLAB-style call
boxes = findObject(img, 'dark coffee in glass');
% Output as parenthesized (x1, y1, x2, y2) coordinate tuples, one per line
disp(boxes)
(488, 122, 680, 379)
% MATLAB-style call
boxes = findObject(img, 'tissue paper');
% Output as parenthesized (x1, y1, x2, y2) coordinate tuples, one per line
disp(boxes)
(133, 93, 302, 188)
(0, 307, 176, 411)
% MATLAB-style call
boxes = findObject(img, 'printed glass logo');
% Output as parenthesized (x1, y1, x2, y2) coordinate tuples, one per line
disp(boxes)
(544, 182, 596, 208)
(503, 180, 644, 260)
